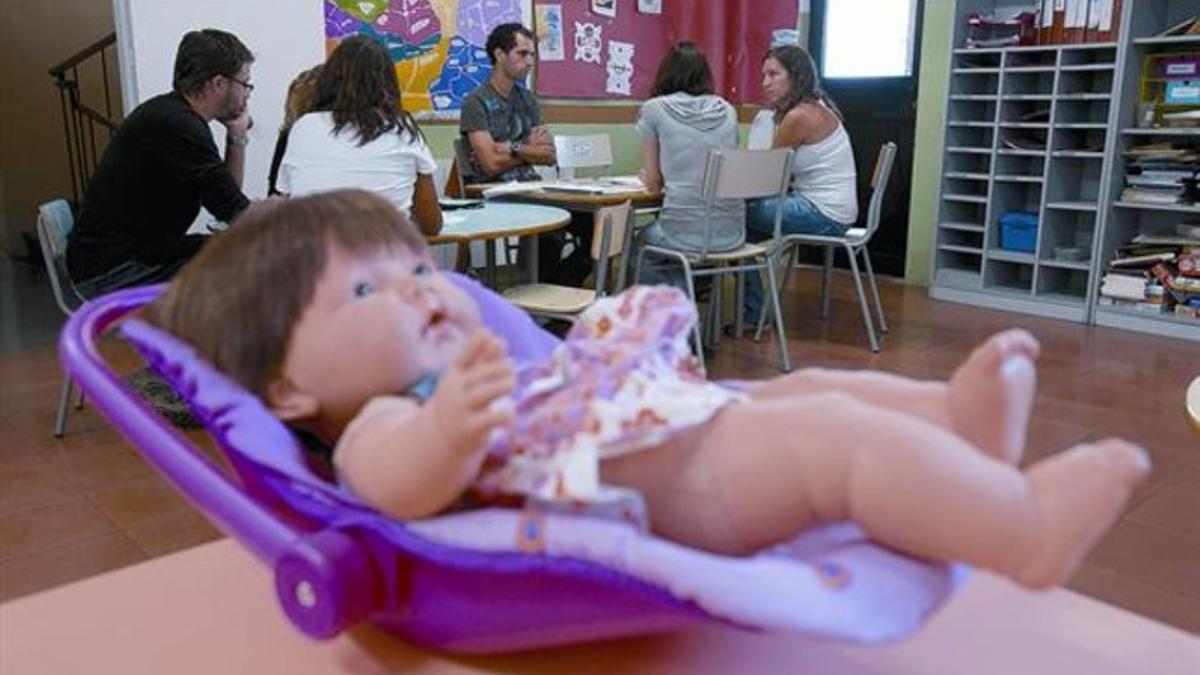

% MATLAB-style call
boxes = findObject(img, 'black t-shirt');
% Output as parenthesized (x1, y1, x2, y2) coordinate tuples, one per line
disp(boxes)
(67, 92, 250, 281)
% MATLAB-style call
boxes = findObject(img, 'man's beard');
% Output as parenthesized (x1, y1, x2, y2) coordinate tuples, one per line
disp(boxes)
(217, 92, 245, 122)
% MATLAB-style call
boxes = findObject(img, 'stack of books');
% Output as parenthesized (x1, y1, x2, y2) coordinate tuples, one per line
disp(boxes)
(1099, 225, 1200, 320)
(1121, 143, 1199, 205)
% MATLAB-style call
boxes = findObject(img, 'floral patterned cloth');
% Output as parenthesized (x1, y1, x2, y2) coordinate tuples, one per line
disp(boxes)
(474, 285, 747, 520)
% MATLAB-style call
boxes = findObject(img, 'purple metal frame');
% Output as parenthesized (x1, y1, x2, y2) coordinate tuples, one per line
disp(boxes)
(60, 284, 716, 652)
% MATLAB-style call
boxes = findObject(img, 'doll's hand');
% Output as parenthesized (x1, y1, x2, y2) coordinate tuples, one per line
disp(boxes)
(430, 332, 514, 455)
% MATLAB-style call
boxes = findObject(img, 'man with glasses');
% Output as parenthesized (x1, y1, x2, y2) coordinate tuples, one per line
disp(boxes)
(68, 28, 267, 297)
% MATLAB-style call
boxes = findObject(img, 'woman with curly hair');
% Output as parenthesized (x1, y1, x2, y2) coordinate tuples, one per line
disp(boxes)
(277, 36, 442, 235)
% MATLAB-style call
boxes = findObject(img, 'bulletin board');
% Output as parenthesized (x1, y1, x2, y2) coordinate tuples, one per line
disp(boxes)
(532, 1, 801, 104)
(323, 0, 534, 119)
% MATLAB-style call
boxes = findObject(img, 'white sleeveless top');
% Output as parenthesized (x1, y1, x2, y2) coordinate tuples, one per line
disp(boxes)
(791, 124, 858, 225)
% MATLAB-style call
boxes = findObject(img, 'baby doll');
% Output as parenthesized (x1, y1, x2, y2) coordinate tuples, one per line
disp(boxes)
(149, 189, 1149, 590)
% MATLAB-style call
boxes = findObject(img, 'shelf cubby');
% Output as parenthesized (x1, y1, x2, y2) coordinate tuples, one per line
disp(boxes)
(1038, 209, 1096, 266)
(948, 98, 998, 125)
(983, 259, 1035, 294)
(1060, 46, 1118, 68)
(950, 71, 1001, 96)
(1055, 98, 1111, 125)
(995, 152, 1045, 177)
(1002, 70, 1056, 97)
(946, 123, 994, 148)
(1036, 267, 1090, 304)
(1057, 69, 1115, 97)
(944, 149, 992, 175)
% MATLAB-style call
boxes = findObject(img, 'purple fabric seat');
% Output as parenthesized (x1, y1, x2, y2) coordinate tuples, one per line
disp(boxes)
(58, 273, 964, 653)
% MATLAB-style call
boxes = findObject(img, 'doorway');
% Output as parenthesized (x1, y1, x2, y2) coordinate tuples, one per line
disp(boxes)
(808, 0, 924, 277)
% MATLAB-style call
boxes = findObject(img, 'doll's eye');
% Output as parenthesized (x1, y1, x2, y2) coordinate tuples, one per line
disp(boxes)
(413, 262, 432, 277)
(353, 281, 374, 297)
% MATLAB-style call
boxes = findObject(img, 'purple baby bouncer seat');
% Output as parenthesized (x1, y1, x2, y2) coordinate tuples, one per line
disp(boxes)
(59, 273, 966, 653)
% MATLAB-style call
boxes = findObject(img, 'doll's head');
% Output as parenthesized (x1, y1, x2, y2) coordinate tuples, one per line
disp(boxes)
(148, 189, 482, 438)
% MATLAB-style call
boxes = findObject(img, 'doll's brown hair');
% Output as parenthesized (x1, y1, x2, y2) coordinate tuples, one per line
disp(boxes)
(146, 189, 427, 401)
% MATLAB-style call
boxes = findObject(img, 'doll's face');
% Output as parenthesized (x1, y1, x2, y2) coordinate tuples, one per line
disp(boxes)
(270, 243, 482, 435)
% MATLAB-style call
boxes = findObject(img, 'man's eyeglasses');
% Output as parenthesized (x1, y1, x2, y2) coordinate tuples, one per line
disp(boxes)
(226, 75, 254, 92)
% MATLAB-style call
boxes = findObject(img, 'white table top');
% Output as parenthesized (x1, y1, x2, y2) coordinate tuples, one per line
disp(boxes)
(429, 202, 572, 244)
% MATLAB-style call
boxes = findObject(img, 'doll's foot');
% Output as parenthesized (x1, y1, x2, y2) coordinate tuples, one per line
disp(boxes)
(948, 329, 1041, 465)
(1014, 439, 1150, 589)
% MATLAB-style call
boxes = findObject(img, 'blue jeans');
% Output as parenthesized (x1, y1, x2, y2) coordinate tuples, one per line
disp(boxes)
(743, 195, 850, 321)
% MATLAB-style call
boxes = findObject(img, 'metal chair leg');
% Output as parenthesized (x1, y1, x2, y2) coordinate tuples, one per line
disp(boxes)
(860, 246, 888, 333)
(820, 246, 834, 319)
(753, 262, 770, 343)
(53, 377, 72, 438)
(734, 272, 745, 338)
(74, 387, 86, 410)
(680, 263, 706, 374)
(755, 245, 794, 342)
(709, 272, 723, 347)
(763, 258, 792, 372)
(844, 244, 880, 353)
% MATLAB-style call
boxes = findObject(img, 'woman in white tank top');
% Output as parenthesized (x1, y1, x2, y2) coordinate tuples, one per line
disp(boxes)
(743, 45, 859, 322)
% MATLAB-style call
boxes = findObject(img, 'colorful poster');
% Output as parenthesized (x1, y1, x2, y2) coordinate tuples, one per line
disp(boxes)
(324, 0, 533, 118)
(535, 4, 564, 61)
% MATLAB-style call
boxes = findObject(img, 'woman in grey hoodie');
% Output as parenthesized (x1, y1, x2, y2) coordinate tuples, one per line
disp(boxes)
(636, 42, 742, 257)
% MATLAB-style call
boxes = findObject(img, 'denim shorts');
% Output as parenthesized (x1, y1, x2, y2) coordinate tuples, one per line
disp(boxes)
(745, 194, 850, 241)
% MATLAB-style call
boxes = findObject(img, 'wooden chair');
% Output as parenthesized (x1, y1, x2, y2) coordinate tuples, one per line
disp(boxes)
(502, 201, 634, 322)
(635, 148, 795, 373)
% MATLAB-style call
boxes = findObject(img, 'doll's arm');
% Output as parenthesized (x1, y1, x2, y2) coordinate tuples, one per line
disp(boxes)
(333, 333, 515, 519)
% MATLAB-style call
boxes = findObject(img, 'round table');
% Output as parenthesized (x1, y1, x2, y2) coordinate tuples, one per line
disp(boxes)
(428, 202, 572, 286)
(427, 202, 571, 245)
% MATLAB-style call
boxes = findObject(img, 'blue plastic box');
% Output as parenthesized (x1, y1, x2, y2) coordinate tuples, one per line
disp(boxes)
(999, 211, 1038, 253)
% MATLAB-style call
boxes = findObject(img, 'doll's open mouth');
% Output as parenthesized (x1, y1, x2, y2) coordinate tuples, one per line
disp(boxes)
(423, 309, 449, 338)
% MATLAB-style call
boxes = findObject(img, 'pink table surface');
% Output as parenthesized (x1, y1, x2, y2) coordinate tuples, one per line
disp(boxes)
(2, 539, 1196, 674)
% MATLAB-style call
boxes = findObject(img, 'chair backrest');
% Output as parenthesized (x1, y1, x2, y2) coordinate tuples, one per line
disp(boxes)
(861, 142, 898, 240)
(697, 147, 793, 254)
(588, 200, 634, 297)
(554, 134, 613, 177)
(432, 158, 453, 199)
(36, 199, 82, 316)
(448, 138, 472, 198)
(702, 147, 794, 201)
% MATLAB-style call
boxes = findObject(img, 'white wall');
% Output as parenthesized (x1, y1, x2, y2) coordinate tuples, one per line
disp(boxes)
(114, 0, 326, 200)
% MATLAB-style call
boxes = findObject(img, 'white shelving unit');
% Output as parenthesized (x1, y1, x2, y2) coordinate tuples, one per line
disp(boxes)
(931, 0, 1200, 341)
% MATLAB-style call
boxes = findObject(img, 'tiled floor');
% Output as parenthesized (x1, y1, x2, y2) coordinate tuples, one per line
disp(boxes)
(1, 256, 1197, 634)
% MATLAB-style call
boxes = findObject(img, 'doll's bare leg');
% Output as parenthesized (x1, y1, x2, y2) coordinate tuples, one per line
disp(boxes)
(748, 329, 1039, 465)
(946, 329, 1040, 465)
(609, 394, 1148, 589)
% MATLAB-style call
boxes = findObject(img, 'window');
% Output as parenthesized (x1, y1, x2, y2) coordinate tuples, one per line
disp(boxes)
(822, 0, 918, 78)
